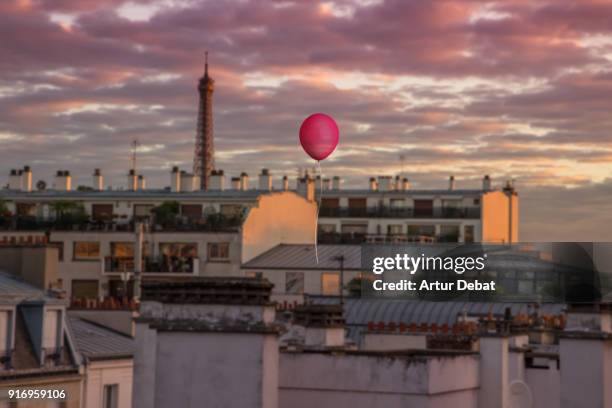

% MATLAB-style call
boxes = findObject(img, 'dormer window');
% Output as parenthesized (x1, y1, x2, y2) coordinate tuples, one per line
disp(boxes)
(43, 309, 62, 358)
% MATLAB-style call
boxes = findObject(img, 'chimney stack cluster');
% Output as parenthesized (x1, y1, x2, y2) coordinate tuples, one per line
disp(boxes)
(368, 175, 410, 192)
(54, 170, 72, 191)
(7, 166, 32, 192)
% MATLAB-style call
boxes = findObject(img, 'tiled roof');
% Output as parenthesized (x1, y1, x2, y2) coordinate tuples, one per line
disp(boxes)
(68, 317, 134, 360)
(242, 244, 362, 270)
(311, 297, 565, 342)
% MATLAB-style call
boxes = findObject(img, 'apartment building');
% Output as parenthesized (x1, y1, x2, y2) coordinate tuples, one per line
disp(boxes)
(0, 167, 316, 300)
(312, 174, 519, 244)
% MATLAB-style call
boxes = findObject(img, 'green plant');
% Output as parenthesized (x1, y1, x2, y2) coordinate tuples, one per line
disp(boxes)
(152, 201, 180, 225)
(0, 200, 10, 217)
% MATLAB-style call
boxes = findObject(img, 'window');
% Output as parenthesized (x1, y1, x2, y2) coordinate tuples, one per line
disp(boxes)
(408, 225, 435, 237)
(73, 242, 100, 260)
(111, 242, 133, 258)
(414, 199, 433, 217)
(245, 271, 262, 278)
(180, 204, 203, 220)
(72, 280, 99, 299)
(91, 204, 114, 221)
(159, 243, 197, 258)
(340, 224, 368, 234)
(0, 310, 10, 356)
(220, 204, 243, 217)
(43, 310, 60, 351)
(286, 272, 304, 294)
(133, 204, 154, 218)
(389, 199, 404, 208)
(103, 384, 119, 408)
(439, 225, 460, 242)
(321, 273, 340, 295)
(207, 242, 229, 261)
(387, 224, 403, 235)
(464, 225, 475, 243)
(318, 224, 336, 233)
(49, 242, 64, 261)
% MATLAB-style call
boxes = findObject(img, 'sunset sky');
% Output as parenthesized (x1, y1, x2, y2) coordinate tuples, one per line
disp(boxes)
(1, 0, 611, 240)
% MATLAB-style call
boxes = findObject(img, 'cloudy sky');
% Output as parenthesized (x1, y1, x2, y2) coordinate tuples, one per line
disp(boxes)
(1, 0, 611, 240)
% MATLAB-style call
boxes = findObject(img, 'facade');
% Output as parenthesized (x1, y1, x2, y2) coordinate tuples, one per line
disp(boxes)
(0, 169, 317, 300)
(315, 175, 519, 245)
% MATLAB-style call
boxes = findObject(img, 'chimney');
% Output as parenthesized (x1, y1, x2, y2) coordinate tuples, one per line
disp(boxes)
(394, 175, 401, 191)
(138, 175, 146, 190)
(231, 177, 241, 190)
(54, 170, 71, 191)
(240, 172, 249, 191)
(402, 177, 411, 191)
(483, 175, 491, 191)
(377, 176, 392, 192)
(128, 169, 138, 191)
(180, 171, 196, 192)
(293, 304, 345, 348)
(369, 177, 377, 191)
(8, 169, 22, 190)
(297, 175, 315, 201)
(332, 176, 341, 190)
(134, 278, 278, 408)
(22, 166, 32, 192)
(258, 169, 272, 191)
(282, 175, 289, 191)
(209, 170, 225, 191)
(449, 175, 455, 190)
(170, 166, 181, 192)
(93, 169, 104, 191)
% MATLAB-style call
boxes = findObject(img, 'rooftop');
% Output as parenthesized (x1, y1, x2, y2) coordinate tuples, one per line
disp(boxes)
(68, 317, 134, 361)
(0, 271, 64, 305)
(242, 244, 361, 270)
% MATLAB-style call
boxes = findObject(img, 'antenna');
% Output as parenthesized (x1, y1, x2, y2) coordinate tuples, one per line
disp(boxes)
(131, 139, 140, 173)
(399, 154, 406, 176)
(204, 50, 209, 76)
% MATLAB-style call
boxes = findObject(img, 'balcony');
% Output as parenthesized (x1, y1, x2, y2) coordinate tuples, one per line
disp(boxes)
(104, 256, 199, 274)
(317, 233, 458, 245)
(0, 214, 243, 233)
(318, 206, 480, 219)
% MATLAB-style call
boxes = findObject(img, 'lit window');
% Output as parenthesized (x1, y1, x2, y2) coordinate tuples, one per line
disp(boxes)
(321, 273, 340, 295)
(207, 243, 229, 261)
(73, 242, 100, 260)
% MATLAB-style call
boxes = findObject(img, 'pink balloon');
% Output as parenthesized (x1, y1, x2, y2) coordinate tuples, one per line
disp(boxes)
(299, 113, 339, 161)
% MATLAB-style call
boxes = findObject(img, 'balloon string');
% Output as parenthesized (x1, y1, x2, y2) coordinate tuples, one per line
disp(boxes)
(315, 160, 322, 264)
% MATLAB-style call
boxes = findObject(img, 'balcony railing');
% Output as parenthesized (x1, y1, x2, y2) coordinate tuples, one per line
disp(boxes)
(104, 256, 199, 274)
(317, 233, 460, 244)
(0, 215, 242, 232)
(318, 206, 480, 219)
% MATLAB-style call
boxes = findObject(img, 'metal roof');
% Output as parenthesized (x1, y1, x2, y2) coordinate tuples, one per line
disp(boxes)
(242, 244, 362, 270)
(68, 317, 134, 360)
(0, 271, 64, 305)
(311, 296, 565, 341)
